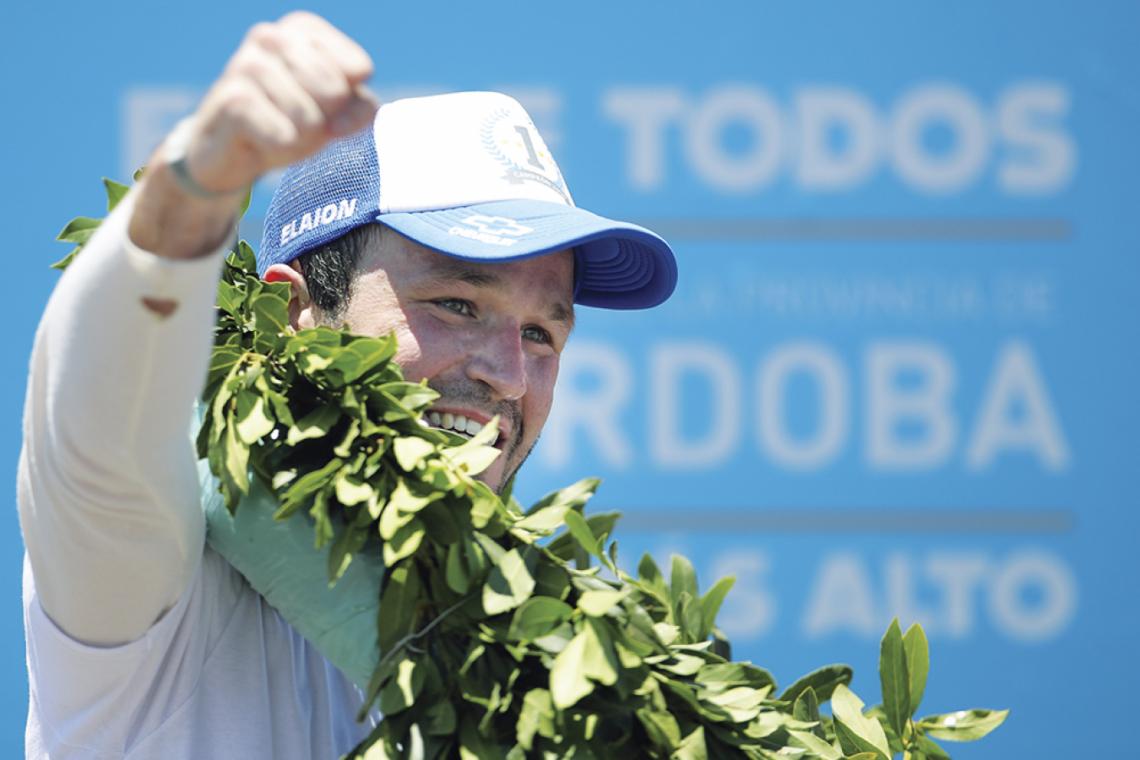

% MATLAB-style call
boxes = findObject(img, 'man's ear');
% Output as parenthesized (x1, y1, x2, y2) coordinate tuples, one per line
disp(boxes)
(263, 261, 317, 330)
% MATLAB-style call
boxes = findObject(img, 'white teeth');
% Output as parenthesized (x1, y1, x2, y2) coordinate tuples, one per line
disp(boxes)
(424, 410, 497, 442)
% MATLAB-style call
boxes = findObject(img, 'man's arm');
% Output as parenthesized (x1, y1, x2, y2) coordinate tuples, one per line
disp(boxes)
(17, 12, 378, 646)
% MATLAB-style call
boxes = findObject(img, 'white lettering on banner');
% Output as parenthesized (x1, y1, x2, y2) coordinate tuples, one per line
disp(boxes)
(539, 339, 1069, 473)
(890, 85, 989, 192)
(795, 88, 880, 190)
(758, 343, 849, 469)
(803, 553, 879, 637)
(686, 86, 784, 191)
(601, 88, 686, 190)
(650, 343, 740, 468)
(867, 342, 958, 470)
(997, 84, 1075, 193)
(925, 553, 990, 637)
(797, 551, 1076, 642)
(544, 341, 632, 468)
(966, 341, 1070, 470)
(988, 551, 1078, 641)
(603, 82, 1074, 195)
(648, 545, 1077, 643)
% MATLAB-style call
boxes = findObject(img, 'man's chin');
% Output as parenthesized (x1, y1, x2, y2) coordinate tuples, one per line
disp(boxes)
(475, 438, 535, 496)
(476, 458, 509, 495)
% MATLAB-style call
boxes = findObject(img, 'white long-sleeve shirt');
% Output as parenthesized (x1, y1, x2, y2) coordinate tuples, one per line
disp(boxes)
(18, 191, 374, 759)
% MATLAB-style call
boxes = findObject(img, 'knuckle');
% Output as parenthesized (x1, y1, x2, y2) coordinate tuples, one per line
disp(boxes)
(229, 49, 267, 79)
(279, 10, 319, 31)
(245, 21, 281, 48)
(215, 79, 257, 116)
(318, 75, 351, 103)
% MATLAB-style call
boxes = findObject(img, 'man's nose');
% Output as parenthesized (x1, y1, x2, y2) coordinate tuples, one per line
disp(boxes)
(466, 324, 528, 401)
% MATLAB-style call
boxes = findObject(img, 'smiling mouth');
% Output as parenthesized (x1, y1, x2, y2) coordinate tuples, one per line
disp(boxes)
(421, 410, 503, 448)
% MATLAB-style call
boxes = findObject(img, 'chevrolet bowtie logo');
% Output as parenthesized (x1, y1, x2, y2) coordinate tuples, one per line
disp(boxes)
(458, 215, 534, 237)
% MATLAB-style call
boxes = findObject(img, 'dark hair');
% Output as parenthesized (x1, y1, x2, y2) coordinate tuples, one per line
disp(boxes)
(294, 224, 382, 323)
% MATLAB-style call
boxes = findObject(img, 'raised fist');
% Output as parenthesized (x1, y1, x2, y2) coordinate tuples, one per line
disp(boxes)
(171, 12, 378, 196)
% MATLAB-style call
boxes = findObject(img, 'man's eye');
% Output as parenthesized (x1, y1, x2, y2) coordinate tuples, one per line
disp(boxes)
(435, 299, 473, 316)
(522, 325, 552, 345)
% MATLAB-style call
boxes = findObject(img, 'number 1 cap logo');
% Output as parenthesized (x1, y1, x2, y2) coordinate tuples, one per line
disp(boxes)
(260, 91, 678, 310)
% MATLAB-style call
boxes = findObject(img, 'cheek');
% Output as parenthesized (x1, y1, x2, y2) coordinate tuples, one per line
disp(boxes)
(392, 312, 466, 383)
(522, 356, 561, 431)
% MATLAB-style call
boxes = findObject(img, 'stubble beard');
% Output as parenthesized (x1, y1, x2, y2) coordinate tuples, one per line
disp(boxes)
(425, 378, 535, 494)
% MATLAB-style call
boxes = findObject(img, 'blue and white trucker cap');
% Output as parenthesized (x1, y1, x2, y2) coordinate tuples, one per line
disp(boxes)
(260, 92, 676, 309)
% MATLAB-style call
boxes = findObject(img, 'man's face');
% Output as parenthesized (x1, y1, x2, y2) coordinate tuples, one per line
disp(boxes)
(337, 228, 575, 491)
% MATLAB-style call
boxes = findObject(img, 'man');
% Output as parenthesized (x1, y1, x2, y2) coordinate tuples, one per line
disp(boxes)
(18, 12, 675, 759)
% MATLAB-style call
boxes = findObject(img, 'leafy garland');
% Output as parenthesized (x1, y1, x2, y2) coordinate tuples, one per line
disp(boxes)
(57, 179, 1007, 759)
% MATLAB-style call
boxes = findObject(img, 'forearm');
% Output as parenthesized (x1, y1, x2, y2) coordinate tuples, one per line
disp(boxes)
(19, 188, 229, 645)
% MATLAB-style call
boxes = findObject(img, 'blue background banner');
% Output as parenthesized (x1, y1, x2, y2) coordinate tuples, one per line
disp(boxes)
(6, 2, 1138, 756)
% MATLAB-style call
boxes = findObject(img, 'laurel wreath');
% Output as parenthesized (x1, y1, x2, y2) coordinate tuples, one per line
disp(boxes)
(53, 177, 1007, 760)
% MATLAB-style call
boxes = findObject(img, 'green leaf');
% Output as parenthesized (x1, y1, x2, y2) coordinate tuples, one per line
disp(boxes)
(577, 588, 627, 617)
(527, 477, 601, 513)
(637, 708, 682, 748)
(56, 216, 101, 244)
(787, 729, 841, 760)
(903, 622, 930, 715)
(833, 720, 888, 760)
(670, 554, 699, 601)
(698, 575, 735, 640)
(483, 548, 536, 615)
(513, 504, 569, 535)
(562, 509, 601, 559)
(879, 618, 910, 737)
(393, 436, 435, 471)
(918, 709, 1009, 741)
(702, 685, 765, 723)
(780, 663, 854, 703)
(423, 698, 456, 736)
(378, 658, 424, 715)
(445, 542, 472, 594)
(382, 517, 425, 565)
(221, 418, 250, 502)
(509, 597, 573, 640)
(50, 247, 81, 271)
(377, 564, 421, 652)
(515, 689, 555, 750)
(550, 629, 593, 709)
(792, 686, 821, 725)
(672, 725, 708, 760)
(443, 433, 500, 476)
(327, 522, 367, 583)
(334, 473, 372, 507)
(830, 684, 891, 760)
(103, 177, 130, 211)
(286, 404, 341, 445)
(235, 394, 274, 444)
(914, 734, 952, 759)
(694, 662, 776, 692)
(580, 619, 619, 686)
(275, 458, 342, 519)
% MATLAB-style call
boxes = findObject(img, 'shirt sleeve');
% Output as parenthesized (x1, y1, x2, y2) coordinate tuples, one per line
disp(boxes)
(17, 188, 229, 646)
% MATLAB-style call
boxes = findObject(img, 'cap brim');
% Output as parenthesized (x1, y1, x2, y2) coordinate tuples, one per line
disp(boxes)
(378, 199, 677, 310)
